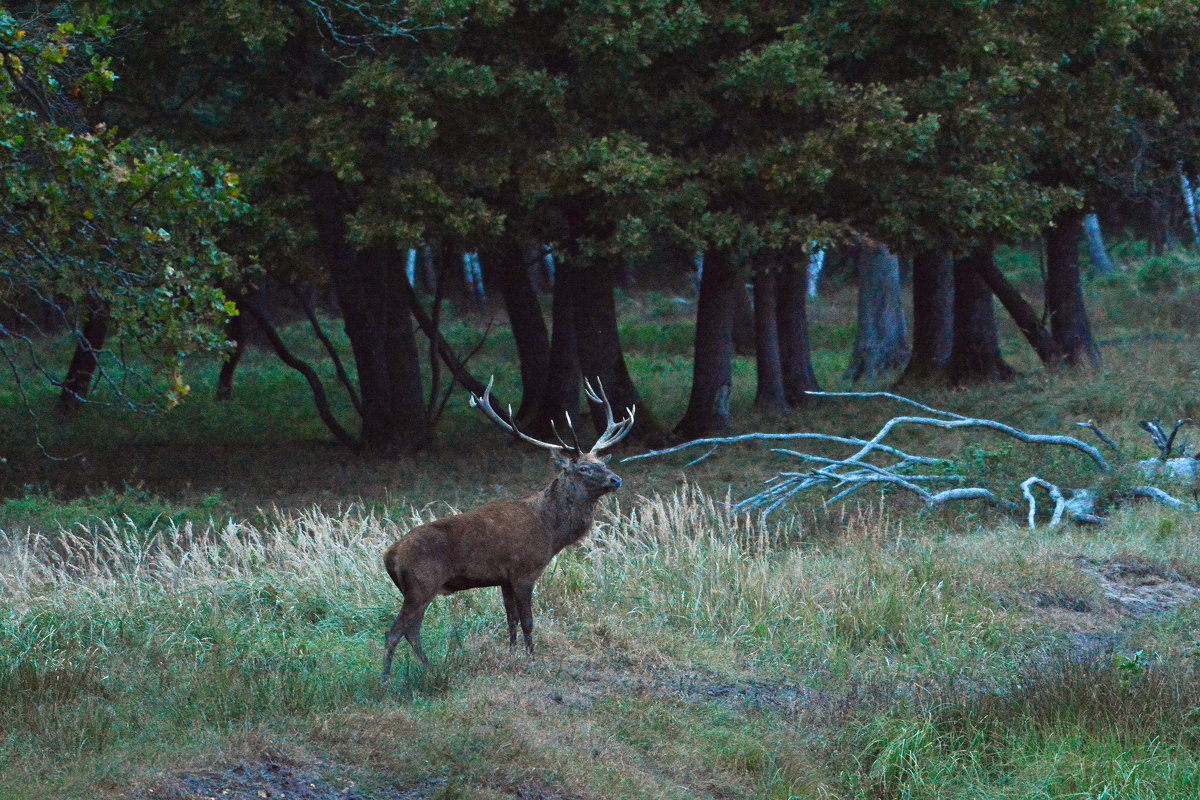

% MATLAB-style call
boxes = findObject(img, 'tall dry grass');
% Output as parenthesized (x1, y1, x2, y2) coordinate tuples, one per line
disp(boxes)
(3, 485, 1200, 798)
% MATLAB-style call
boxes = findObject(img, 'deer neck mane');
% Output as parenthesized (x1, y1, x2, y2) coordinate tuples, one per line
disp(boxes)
(529, 473, 598, 553)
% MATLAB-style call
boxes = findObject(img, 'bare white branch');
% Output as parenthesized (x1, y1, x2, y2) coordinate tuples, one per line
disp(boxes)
(804, 392, 1110, 473)
(627, 392, 1195, 525)
(1021, 477, 1067, 528)
(1129, 486, 1193, 510)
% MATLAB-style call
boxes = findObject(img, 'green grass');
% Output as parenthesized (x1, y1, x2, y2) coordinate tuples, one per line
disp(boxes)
(3, 492, 1199, 798)
(2, 244, 1200, 797)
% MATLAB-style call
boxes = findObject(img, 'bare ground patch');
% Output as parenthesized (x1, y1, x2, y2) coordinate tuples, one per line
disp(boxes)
(135, 759, 443, 800)
(1079, 558, 1200, 616)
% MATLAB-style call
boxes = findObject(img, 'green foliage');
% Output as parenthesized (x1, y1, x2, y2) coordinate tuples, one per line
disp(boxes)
(0, 6, 244, 409)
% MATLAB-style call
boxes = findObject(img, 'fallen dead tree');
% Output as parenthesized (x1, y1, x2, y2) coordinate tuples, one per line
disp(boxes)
(625, 392, 1198, 527)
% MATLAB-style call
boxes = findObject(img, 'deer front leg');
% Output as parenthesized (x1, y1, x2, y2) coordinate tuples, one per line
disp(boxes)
(514, 582, 536, 655)
(501, 583, 519, 647)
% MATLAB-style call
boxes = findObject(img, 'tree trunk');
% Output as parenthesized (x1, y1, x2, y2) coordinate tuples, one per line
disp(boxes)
(972, 250, 1065, 367)
(308, 174, 430, 452)
(524, 261, 581, 437)
(845, 244, 910, 382)
(336, 245, 431, 452)
(807, 249, 825, 298)
(490, 241, 551, 420)
(1083, 212, 1115, 275)
(59, 299, 110, 410)
(777, 258, 820, 406)
(732, 280, 755, 356)
(752, 265, 788, 414)
(948, 244, 1015, 384)
(215, 302, 247, 402)
(675, 250, 737, 438)
(1044, 209, 1101, 368)
(572, 258, 656, 441)
(900, 248, 953, 384)
(1179, 167, 1200, 252)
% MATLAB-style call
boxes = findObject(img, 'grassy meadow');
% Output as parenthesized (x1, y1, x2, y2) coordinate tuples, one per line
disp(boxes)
(2, 245, 1200, 799)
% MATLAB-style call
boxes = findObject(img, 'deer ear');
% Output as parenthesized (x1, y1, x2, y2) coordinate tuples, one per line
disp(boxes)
(598, 454, 611, 465)
(551, 452, 572, 470)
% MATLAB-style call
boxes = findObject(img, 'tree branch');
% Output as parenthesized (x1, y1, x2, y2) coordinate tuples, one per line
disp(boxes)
(244, 296, 357, 449)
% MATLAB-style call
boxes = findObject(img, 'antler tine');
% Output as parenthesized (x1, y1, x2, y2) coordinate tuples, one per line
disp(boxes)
(582, 376, 636, 453)
(550, 413, 584, 455)
(470, 376, 565, 452)
(564, 411, 585, 453)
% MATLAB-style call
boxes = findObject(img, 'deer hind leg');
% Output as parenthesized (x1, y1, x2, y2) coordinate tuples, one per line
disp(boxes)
(501, 584, 519, 647)
(514, 582, 535, 655)
(381, 597, 431, 682)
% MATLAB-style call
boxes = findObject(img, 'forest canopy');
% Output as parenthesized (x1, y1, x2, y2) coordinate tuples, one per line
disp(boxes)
(2, 0, 1199, 450)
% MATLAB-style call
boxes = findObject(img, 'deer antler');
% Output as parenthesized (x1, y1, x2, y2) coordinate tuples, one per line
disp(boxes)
(470, 377, 567, 452)
(551, 413, 585, 455)
(472, 376, 634, 454)
(584, 377, 636, 454)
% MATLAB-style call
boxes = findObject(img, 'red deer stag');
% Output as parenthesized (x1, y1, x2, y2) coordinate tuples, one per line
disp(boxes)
(380, 378, 634, 679)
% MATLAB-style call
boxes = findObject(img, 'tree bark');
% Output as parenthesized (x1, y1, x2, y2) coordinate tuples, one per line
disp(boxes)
(1083, 212, 1115, 276)
(900, 248, 953, 384)
(948, 244, 1015, 384)
(1044, 209, 1101, 368)
(524, 261, 581, 437)
(1179, 167, 1200, 252)
(489, 241, 551, 421)
(307, 174, 430, 452)
(572, 258, 656, 441)
(777, 258, 820, 406)
(752, 265, 788, 414)
(845, 244, 910, 382)
(972, 251, 1065, 367)
(732, 280, 755, 357)
(59, 298, 110, 410)
(675, 250, 737, 438)
(215, 301, 246, 402)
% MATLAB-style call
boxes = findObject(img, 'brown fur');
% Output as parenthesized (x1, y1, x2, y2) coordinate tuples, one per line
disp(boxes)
(380, 451, 621, 678)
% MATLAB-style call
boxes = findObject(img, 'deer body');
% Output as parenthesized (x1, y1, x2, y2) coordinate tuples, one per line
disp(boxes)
(380, 379, 633, 680)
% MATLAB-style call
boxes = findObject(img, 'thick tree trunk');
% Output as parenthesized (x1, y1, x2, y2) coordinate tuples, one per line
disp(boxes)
(752, 265, 788, 414)
(777, 259, 820, 406)
(900, 248, 953, 384)
(308, 174, 430, 452)
(336, 245, 431, 452)
(524, 262, 581, 437)
(1083, 213, 1115, 275)
(59, 299, 110, 410)
(845, 244, 910, 382)
(972, 251, 1065, 367)
(1044, 210, 1101, 368)
(490, 241, 551, 420)
(675, 250, 737, 438)
(732, 280, 755, 357)
(572, 259, 656, 441)
(948, 244, 1015, 384)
